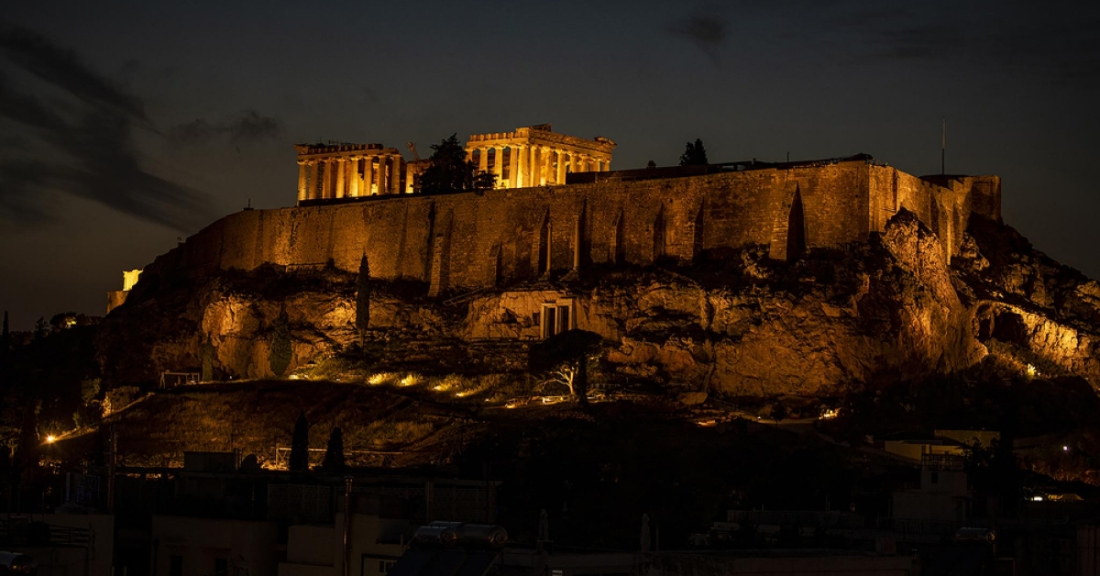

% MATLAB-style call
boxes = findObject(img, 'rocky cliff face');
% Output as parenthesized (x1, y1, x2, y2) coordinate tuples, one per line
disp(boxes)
(96, 211, 1100, 396)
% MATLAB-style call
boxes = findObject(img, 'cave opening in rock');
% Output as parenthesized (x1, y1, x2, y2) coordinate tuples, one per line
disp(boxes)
(991, 311, 1029, 346)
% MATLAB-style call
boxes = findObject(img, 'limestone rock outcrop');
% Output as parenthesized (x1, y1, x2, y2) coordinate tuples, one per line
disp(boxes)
(96, 211, 1100, 397)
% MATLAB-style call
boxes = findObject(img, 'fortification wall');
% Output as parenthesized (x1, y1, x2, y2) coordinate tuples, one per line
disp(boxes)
(164, 161, 998, 293)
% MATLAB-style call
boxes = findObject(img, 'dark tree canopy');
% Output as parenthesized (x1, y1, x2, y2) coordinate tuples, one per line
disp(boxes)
(321, 426, 345, 473)
(529, 329, 604, 404)
(529, 330, 604, 373)
(289, 411, 310, 471)
(1, 310, 8, 373)
(679, 139, 708, 166)
(417, 134, 495, 194)
(13, 406, 38, 472)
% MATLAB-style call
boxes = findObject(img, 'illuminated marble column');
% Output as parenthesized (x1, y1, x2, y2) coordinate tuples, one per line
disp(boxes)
(528, 145, 539, 186)
(361, 156, 372, 194)
(540, 146, 551, 185)
(602, 158, 611, 171)
(507, 147, 519, 188)
(297, 160, 308, 202)
(510, 145, 523, 187)
(349, 157, 360, 197)
(389, 156, 401, 194)
(346, 157, 356, 195)
(323, 160, 334, 199)
(517, 144, 530, 186)
(375, 156, 385, 195)
(335, 158, 346, 199)
(478, 147, 489, 173)
(568, 152, 577, 174)
(492, 146, 504, 188)
(555, 150, 567, 184)
(309, 161, 320, 200)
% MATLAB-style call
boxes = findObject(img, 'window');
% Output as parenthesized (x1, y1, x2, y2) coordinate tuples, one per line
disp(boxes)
(364, 558, 398, 576)
(169, 556, 183, 576)
(540, 300, 574, 339)
(542, 306, 557, 339)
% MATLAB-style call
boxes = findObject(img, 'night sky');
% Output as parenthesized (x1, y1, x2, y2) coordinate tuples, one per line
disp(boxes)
(2, 1, 1098, 330)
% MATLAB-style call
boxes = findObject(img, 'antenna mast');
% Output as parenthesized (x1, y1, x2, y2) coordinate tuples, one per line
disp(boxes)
(941, 119, 946, 175)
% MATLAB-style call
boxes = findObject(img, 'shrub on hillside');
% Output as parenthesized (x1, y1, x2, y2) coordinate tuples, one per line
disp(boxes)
(103, 386, 142, 416)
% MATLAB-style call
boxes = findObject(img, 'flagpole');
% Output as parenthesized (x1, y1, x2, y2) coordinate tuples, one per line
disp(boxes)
(941, 119, 946, 175)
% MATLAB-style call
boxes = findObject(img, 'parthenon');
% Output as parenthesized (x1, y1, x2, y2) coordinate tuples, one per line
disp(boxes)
(295, 143, 405, 203)
(464, 124, 616, 188)
(294, 124, 615, 204)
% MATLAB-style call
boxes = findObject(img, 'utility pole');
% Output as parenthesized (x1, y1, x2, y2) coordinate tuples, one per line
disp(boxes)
(343, 476, 353, 576)
(107, 425, 117, 514)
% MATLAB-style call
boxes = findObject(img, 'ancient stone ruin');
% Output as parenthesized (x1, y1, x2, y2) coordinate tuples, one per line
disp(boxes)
(98, 124, 1100, 398)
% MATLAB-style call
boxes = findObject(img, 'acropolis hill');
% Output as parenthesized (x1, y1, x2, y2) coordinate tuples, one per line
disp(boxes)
(97, 125, 1100, 399)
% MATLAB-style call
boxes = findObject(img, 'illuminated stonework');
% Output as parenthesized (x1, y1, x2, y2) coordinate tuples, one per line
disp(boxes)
(294, 124, 616, 204)
(295, 143, 405, 203)
(122, 268, 143, 291)
(107, 268, 143, 314)
(464, 124, 616, 188)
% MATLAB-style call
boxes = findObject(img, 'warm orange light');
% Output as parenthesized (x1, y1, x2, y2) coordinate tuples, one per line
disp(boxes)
(45, 435, 56, 444)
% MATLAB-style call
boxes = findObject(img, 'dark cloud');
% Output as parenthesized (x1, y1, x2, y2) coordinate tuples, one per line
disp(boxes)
(0, 20, 147, 122)
(0, 72, 68, 131)
(873, 25, 969, 61)
(840, 2, 1100, 82)
(167, 110, 282, 149)
(0, 159, 54, 222)
(669, 13, 727, 63)
(166, 118, 218, 147)
(226, 110, 281, 146)
(0, 21, 210, 231)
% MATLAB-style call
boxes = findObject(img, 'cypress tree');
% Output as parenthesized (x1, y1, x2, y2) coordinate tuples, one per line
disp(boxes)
(679, 139, 709, 166)
(289, 411, 310, 471)
(201, 339, 215, 382)
(269, 308, 292, 377)
(417, 134, 495, 193)
(356, 255, 371, 347)
(321, 426, 345, 473)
